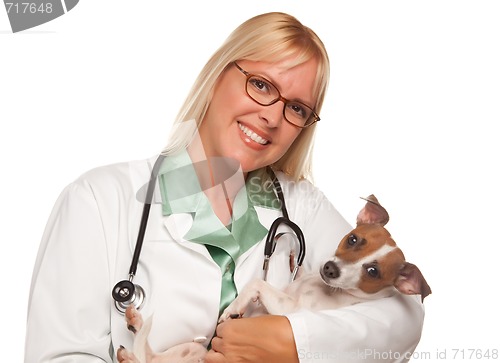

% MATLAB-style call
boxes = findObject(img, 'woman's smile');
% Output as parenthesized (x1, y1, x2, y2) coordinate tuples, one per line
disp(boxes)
(238, 121, 270, 146)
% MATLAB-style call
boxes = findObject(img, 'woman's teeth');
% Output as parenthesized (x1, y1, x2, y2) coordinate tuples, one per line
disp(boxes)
(238, 123, 270, 145)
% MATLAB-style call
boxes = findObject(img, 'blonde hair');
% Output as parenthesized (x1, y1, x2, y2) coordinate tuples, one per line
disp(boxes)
(163, 12, 330, 181)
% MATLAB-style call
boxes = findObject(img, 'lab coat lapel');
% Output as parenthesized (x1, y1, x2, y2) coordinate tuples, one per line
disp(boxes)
(254, 205, 282, 231)
(161, 213, 213, 260)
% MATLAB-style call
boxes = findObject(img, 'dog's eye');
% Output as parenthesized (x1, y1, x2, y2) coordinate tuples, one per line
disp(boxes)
(347, 234, 358, 246)
(366, 266, 380, 278)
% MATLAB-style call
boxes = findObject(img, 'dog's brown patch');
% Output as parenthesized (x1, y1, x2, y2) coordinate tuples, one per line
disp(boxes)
(335, 224, 396, 263)
(358, 248, 406, 294)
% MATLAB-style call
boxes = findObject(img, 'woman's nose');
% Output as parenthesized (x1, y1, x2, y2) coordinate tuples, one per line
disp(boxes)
(259, 101, 284, 128)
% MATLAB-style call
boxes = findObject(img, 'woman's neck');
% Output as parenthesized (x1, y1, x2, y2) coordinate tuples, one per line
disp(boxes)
(187, 144, 246, 226)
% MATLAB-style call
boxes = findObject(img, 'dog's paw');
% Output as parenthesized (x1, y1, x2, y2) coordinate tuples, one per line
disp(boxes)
(218, 300, 247, 323)
(219, 287, 263, 323)
(125, 305, 144, 334)
(117, 345, 140, 363)
(218, 310, 242, 323)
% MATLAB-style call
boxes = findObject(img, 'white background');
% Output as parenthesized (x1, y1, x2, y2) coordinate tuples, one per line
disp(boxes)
(2, 1, 499, 361)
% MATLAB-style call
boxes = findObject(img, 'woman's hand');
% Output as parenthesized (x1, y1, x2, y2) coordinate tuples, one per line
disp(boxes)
(205, 315, 299, 363)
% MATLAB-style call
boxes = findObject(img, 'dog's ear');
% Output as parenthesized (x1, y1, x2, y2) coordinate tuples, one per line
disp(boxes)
(356, 194, 390, 226)
(394, 262, 432, 302)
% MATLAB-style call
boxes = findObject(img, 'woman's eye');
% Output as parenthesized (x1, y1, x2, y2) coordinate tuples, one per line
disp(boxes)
(249, 77, 271, 93)
(287, 103, 307, 118)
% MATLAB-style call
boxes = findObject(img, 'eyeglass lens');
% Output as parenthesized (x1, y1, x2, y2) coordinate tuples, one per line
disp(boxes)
(246, 75, 316, 127)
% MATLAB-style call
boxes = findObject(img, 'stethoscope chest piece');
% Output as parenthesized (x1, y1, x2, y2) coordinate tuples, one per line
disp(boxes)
(112, 279, 145, 314)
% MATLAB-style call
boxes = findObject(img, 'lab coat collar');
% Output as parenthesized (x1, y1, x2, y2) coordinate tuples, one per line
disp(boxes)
(161, 205, 282, 266)
(151, 151, 284, 265)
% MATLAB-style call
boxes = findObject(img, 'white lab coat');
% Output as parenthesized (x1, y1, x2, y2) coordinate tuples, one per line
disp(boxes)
(25, 156, 425, 363)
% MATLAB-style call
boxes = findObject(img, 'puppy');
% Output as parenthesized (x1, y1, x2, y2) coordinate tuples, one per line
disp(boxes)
(118, 195, 431, 363)
(219, 195, 431, 320)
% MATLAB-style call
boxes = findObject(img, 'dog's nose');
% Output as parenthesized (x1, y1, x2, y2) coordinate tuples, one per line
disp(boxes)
(323, 261, 340, 279)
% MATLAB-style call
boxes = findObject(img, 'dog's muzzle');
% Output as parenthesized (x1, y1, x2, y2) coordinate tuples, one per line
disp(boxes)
(322, 261, 340, 279)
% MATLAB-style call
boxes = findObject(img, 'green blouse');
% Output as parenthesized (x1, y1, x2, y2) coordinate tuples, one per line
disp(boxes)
(158, 150, 279, 315)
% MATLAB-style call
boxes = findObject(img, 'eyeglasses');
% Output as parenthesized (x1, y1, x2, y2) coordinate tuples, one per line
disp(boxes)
(233, 62, 320, 128)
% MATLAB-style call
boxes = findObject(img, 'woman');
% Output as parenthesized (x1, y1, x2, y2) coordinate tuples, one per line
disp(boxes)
(25, 12, 425, 363)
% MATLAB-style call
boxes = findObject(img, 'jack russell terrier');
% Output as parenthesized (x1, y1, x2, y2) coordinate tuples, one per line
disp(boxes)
(117, 195, 431, 363)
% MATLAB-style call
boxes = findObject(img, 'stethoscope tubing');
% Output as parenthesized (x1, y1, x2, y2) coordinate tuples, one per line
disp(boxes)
(129, 154, 166, 278)
(111, 154, 165, 312)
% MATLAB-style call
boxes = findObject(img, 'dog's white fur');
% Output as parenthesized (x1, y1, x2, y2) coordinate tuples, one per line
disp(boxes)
(118, 195, 431, 363)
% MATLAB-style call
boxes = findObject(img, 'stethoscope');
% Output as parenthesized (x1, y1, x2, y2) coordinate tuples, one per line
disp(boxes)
(112, 155, 306, 314)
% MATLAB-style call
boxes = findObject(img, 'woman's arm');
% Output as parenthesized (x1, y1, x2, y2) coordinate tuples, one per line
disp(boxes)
(287, 295, 424, 363)
(25, 179, 112, 362)
(206, 295, 424, 363)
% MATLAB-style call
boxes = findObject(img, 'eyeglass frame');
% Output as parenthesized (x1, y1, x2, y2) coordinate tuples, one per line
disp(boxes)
(233, 61, 321, 128)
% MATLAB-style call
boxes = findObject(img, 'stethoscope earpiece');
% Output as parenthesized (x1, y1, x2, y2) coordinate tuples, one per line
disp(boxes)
(112, 279, 145, 314)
